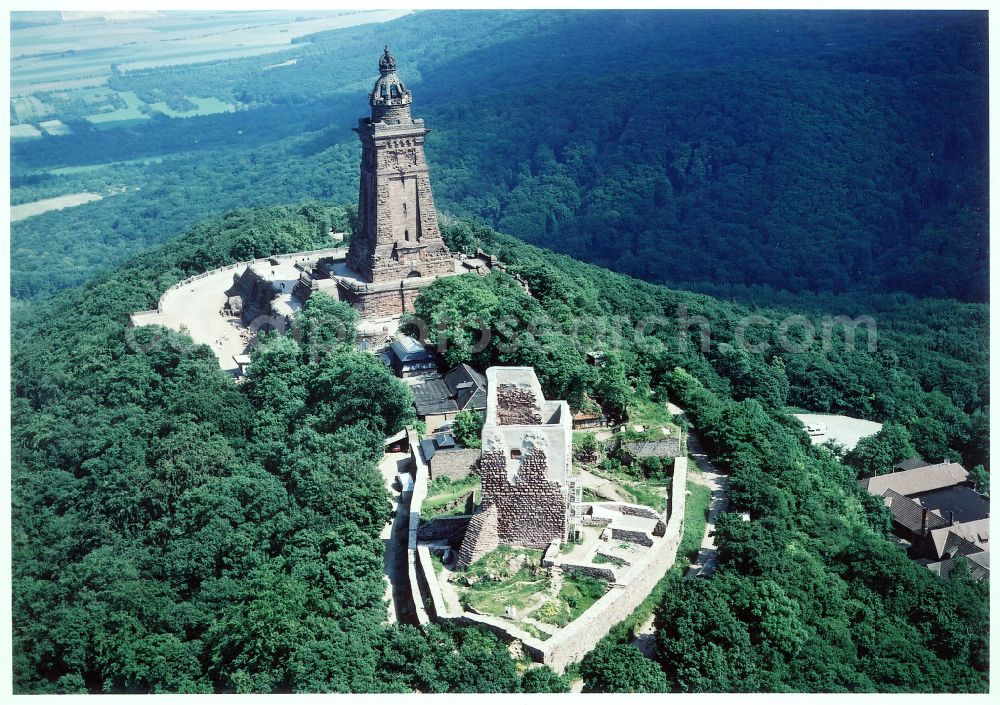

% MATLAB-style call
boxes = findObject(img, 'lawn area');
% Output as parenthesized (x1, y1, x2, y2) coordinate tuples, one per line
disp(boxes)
(535, 573, 608, 627)
(625, 478, 669, 513)
(588, 463, 669, 513)
(85, 90, 149, 125)
(455, 546, 548, 617)
(676, 478, 712, 563)
(592, 552, 628, 568)
(420, 475, 480, 522)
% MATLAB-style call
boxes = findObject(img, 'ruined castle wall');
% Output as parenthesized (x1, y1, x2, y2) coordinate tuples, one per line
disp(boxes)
(479, 449, 567, 549)
(496, 384, 542, 425)
(457, 504, 499, 568)
(539, 456, 688, 672)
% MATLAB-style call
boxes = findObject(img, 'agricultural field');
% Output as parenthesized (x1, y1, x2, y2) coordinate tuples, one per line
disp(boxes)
(146, 96, 236, 118)
(10, 124, 42, 140)
(84, 90, 148, 126)
(10, 192, 103, 222)
(38, 119, 72, 136)
(10, 10, 410, 96)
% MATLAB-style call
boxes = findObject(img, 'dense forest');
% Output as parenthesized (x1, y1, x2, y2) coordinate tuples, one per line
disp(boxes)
(11, 205, 573, 694)
(10, 10, 988, 303)
(9, 8, 990, 695)
(12, 205, 989, 692)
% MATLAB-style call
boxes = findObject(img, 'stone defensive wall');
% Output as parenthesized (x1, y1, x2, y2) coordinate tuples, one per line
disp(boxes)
(129, 246, 347, 322)
(403, 432, 689, 672)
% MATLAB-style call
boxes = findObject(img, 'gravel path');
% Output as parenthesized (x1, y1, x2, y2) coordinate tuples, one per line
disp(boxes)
(684, 429, 729, 579)
(575, 467, 632, 503)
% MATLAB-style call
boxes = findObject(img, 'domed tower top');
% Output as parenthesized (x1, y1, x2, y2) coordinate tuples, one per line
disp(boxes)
(378, 45, 396, 74)
(370, 46, 412, 124)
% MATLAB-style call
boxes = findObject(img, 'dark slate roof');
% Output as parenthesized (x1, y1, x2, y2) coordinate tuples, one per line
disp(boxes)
(444, 363, 487, 411)
(435, 433, 456, 449)
(419, 438, 437, 462)
(410, 364, 487, 417)
(920, 553, 990, 581)
(411, 374, 459, 416)
(419, 433, 459, 462)
(881, 489, 950, 534)
(390, 335, 436, 364)
(623, 437, 682, 459)
(911, 485, 990, 523)
(894, 456, 930, 472)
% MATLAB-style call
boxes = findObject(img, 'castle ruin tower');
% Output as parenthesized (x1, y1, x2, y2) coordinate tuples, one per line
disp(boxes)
(346, 47, 454, 283)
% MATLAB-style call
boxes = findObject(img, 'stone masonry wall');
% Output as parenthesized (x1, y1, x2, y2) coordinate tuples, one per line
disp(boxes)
(342, 285, 421, 318)
(561, 563, 617, 583)
(495, 384, 541, 425)
(417, 515, 471, 547)
(480, 449, 567, 549)
(429, 448, 479, 481)
(457, 504, 499, 568)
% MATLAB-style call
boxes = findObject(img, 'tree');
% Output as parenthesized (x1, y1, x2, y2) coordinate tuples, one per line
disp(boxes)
(968, 464, 989, 498)
(520, 666, 570, 693)
(580, 643, 668, 693)
(294, 292, 359, 360)
(843, 423, 917, 479)
(452, 410, 483, 448)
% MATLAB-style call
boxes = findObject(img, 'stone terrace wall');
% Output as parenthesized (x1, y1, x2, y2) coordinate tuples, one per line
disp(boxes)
(480, 449, 567, 549)
(496, 384, 541, 425)
(540, 456, 688, 671)
(147, 246, 346, 315)
(341, 285, 421, 318)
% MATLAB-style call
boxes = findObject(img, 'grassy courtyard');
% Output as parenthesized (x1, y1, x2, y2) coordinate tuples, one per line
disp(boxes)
(455, 546, 548, 616)
(420, 475, 481, 522)
(452, 546, 610, 631)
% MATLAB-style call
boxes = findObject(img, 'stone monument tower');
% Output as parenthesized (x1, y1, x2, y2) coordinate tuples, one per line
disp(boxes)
(346, 46, 454, 284)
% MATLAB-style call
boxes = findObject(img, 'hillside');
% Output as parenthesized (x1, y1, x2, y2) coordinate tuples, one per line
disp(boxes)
(11, 205, 988, 692)
(10, 10, 988, 303)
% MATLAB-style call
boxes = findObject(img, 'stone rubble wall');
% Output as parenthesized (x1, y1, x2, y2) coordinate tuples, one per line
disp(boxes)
(429, 448, 479, 481)
(480, 449, 567, 549)
(560, 563, 617, 583)
(610, 528, 654, 547)
(456, 504, 499, 568)
(495, 384, 542, 425)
